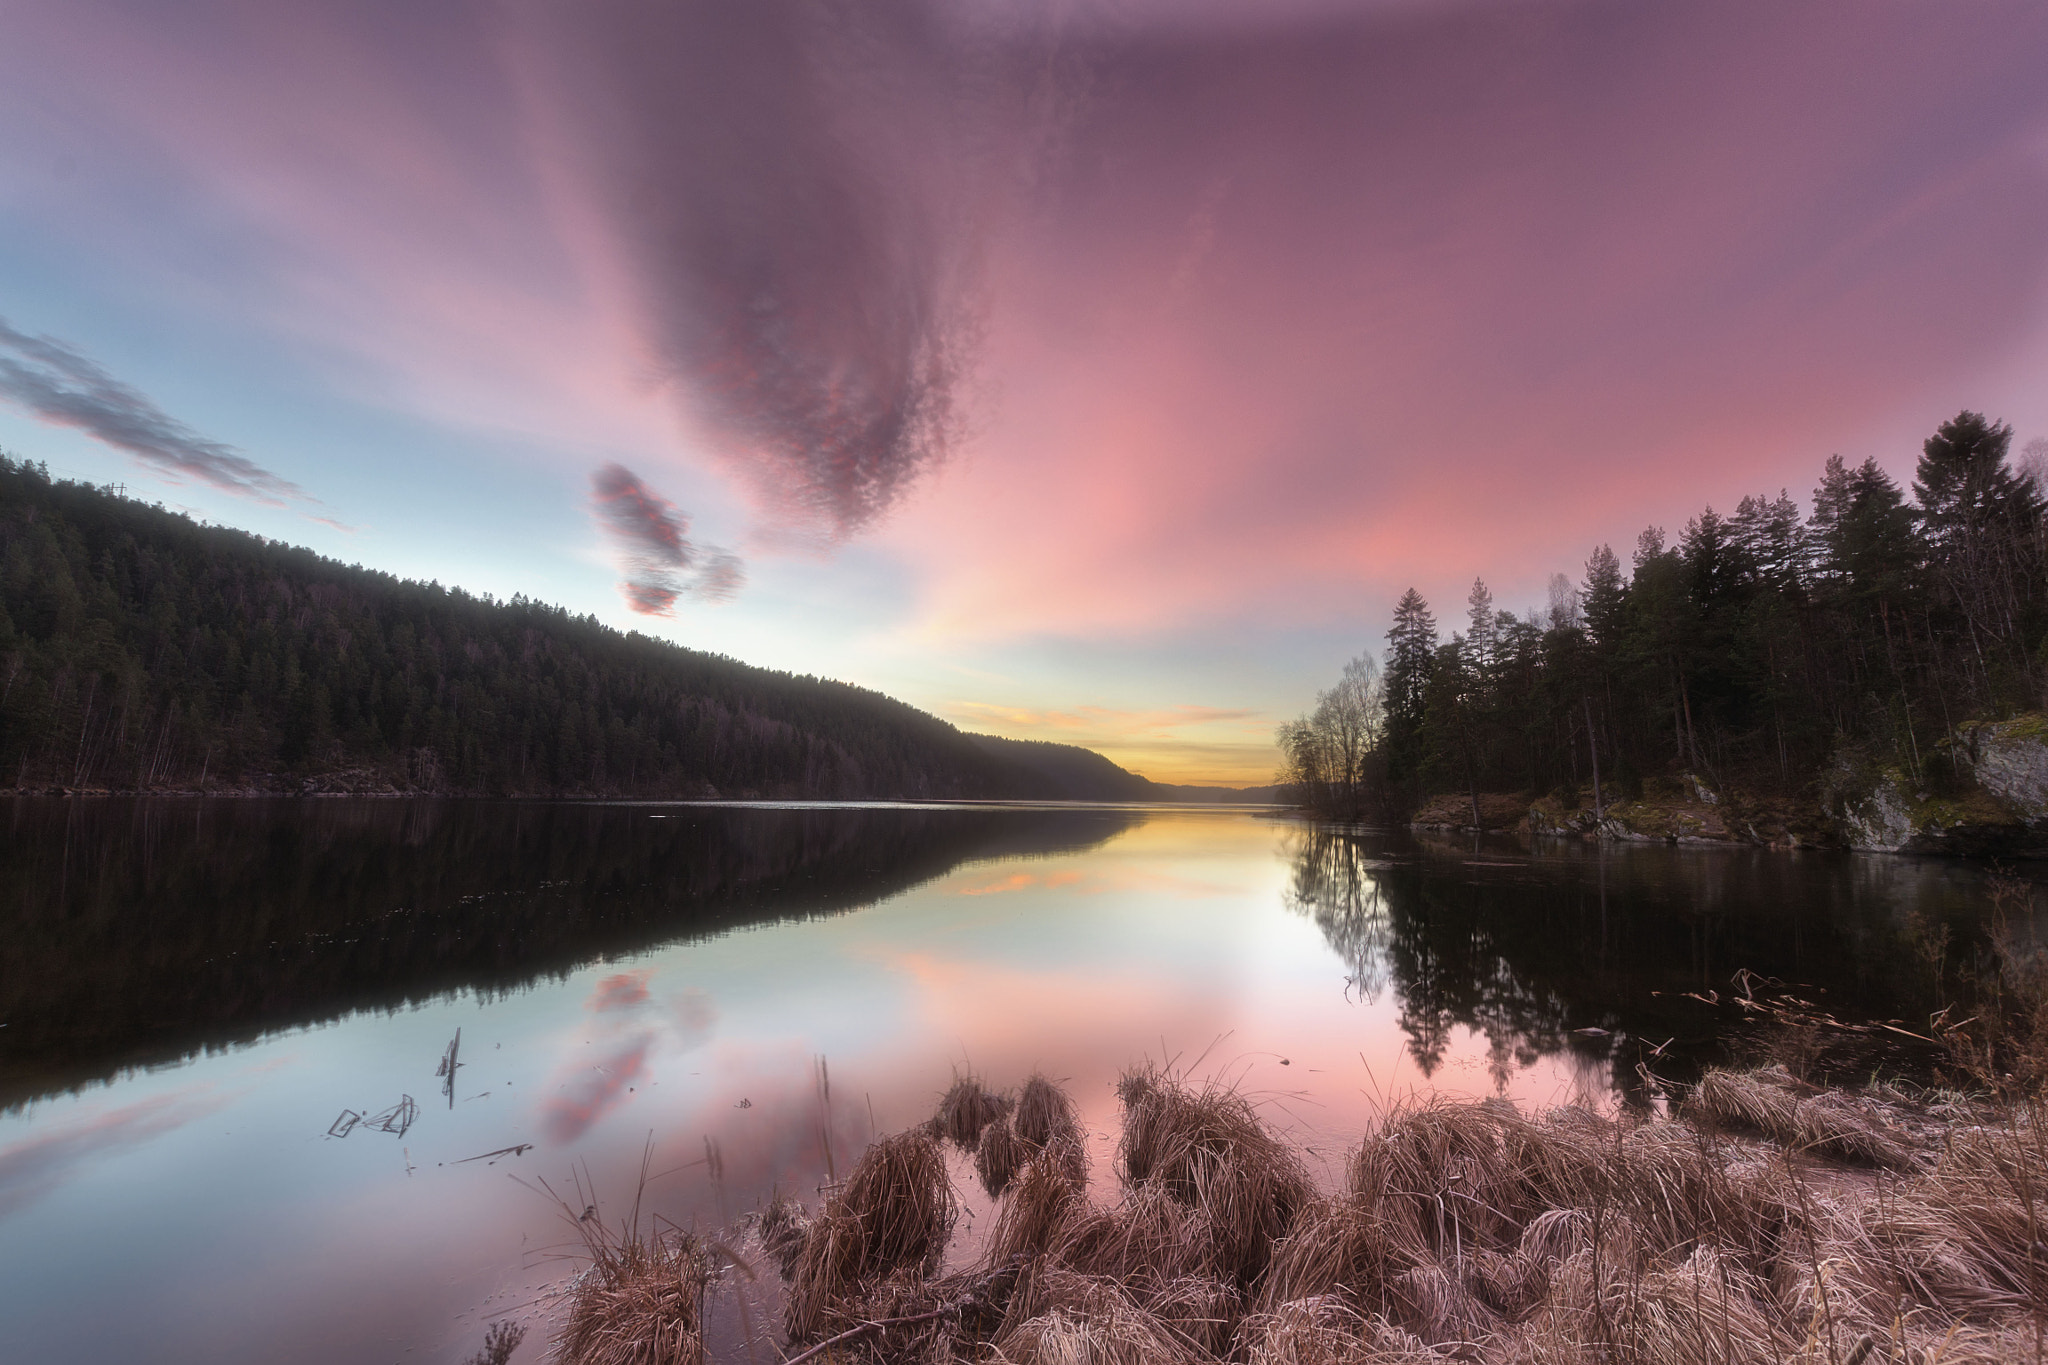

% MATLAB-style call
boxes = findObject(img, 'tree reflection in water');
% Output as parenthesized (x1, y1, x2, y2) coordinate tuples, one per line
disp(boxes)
(1281, 824, 2023, 1107)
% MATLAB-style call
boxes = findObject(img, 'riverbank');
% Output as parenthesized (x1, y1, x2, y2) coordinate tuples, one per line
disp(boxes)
(548, 1058, 2048, 1365)
(1399, 718, 2048, 856)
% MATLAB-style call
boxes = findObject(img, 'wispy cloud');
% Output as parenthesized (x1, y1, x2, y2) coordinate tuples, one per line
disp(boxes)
(589, 462, 744, 613)
(0, 1085, 233, 1220)
(949, 699, 1277, 785)
(953, 701, 1260, 734)
(0, 316, 299, 502)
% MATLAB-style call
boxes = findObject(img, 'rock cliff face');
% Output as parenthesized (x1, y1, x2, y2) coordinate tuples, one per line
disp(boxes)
(1957, 714, 2048, 824)
(1819, 738, 2042, 855)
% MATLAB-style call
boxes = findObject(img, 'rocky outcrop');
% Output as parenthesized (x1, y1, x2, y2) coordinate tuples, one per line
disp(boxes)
(1820, 744, 2039, 855)
(1956, 714, 2048, 825)
(1410, 791, 1531, 832)
(1418, 733, 2048, 856)
(1524, 776, 1830, 847)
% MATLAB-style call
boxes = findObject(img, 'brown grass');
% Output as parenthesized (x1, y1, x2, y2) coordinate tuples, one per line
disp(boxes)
(989, 1144, 1090, 1264)
(554, 1225, 711, 1365)
(554, 1061, 2048, 1365)
(936, 1070, 1013, 1149)
(978, 1114, 1035, 1198)
(1117, 1066, 1315, 1286)
(969, 1071, 1088, 1206)
(1017, 1071, 1083, 1149)
(784, 1128, 957, 1341)
(755, 1188, 809, 1281)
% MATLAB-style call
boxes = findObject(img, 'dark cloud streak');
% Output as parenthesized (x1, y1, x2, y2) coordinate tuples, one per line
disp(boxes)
(0, 316, 299, 502)
(538, 1, 1015, 537)
(590, 462, 744, 613)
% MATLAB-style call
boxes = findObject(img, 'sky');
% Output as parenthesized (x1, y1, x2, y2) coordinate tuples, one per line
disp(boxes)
(4, 0, 2048, 785)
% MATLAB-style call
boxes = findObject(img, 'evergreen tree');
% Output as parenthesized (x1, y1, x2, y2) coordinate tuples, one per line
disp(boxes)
(1915, 411, 2044, 704)
(1383, 589, 1438, 781)
(1580, 545, 1627, 651)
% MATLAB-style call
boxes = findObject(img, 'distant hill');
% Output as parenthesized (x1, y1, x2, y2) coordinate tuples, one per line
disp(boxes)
(968, 734, 1159, 800)
(0, 457, 1273, 802)
(967, 735, 1285, 804)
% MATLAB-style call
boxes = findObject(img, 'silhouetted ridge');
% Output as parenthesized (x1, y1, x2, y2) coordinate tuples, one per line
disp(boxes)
(0, 457, 1174, 799)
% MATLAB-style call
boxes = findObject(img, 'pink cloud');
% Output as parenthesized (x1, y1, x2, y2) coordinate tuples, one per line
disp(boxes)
(7, 0, 2048, 657)
(0, 1086, 233, 1219)
(587, 970, 654, 1013)
(539, 1035, 653, 1145)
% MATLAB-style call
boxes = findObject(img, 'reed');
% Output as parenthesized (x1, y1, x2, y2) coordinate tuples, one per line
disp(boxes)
(977, 1114, 1034, 1197)
(554, 1226, 711, 1365)
(1017, 1071, 1083, 1150)
(784, 1128, 957, 1341)
(547, 1052, 2048, 1365)
(936, 1070, 1013, 1149)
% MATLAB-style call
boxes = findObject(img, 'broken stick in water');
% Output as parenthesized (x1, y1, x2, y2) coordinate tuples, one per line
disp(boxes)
(435, 1027, 462, 1108)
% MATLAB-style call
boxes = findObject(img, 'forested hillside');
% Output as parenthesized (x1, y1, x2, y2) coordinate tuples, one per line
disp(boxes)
(1281, 412, 2048, 835)
(0, 457, 1149, 799)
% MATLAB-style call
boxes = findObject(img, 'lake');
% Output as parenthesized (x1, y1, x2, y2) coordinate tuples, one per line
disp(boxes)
(0, 797, 2033, 1364)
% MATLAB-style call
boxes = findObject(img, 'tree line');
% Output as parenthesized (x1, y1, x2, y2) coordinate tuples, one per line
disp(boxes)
(1280, 412, 2048, 818)
(0, 455, 1081, 798)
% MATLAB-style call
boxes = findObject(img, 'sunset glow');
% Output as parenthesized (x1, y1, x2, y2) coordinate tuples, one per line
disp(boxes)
(4, 1, 2047, 782)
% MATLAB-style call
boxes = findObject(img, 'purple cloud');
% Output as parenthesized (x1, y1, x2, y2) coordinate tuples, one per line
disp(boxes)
(537, 0, 996, 537)
(0, 317, 299, 502)
(590, 462, 745, 613)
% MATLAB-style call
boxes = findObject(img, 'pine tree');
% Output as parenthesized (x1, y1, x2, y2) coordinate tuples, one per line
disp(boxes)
(1915, 411, 2044, 702)
(1580, 545, 1626, 651)
(1383, 589, 1437, 781)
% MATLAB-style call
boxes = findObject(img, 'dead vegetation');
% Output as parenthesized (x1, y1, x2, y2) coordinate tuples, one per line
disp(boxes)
(935, 1072, 1013, 1150)
(540, 1060, 2048, 1364)
(552, 1205, 711, 1365)
(537, 880, 2048, 1363)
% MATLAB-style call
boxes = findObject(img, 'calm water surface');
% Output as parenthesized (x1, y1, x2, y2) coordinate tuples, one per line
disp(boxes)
(0, 798, 2035, 1363)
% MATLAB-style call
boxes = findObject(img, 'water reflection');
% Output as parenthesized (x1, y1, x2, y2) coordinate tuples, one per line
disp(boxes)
(1283, 825, 2028, 1101)
(0, 798, 1138, 1109)
(0, 802, 2036, 1365)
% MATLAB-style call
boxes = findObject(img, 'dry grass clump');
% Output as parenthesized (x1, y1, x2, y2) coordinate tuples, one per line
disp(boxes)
(572, 1061, 2048, 1365)
(1690, 1067, 1804, 1138)
(1137, 1273, 1242, 1357)
(1819, 1120, 2048, 1323)
(972, 1072, 1088, 1200)
(989, 1144, 1091, 1264)
(976, 1115, 1033, 1197)
(1349, 1099, 1529, 1254)
(993, 1266, 1200, 1365)
(1790, 1091, 1917, 1169)
(755, 1189, 809, 1281)
(1017, 1072, 1083, 1149)
(1526, 1243, 1789, 1365)
(1058, 1182, 1216, 1284)
(1257, 1197, 1412, 1316)
(1236, 1296, 1444, 1365)
(936, 1071, 1013, 1149)
(1691, 1066, 1920, 1170)
(784, 1129, 958, 1341)
(554, 1227, 712, 1365)
(1118, 1067, 1315, 1285)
